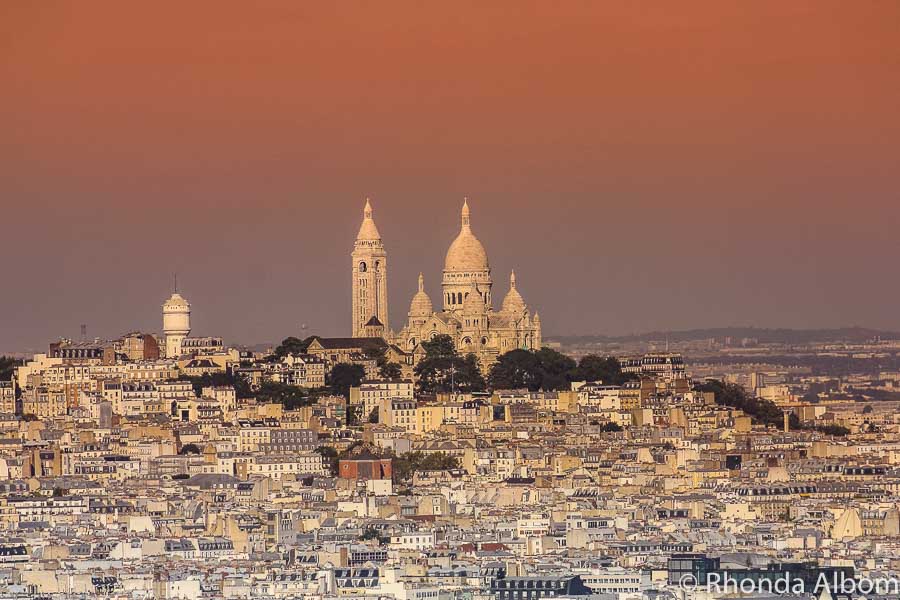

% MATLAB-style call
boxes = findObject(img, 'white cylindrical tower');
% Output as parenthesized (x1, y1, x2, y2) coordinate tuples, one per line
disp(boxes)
(163, 292, 191, 358)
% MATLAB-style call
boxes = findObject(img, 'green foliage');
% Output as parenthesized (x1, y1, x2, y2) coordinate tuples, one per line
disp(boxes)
(414, 335, 485, 394)
(368, 407, 379, 423)
(273, 336, 315, 359)
(256, 381, 319, 410)
(485, 348, 619, 391)
(697, 379, 798, 429)
(179, 443, 202, 455)
(392, 451, 460, 481)
(379, 362, 403, 380)
(360, 526, 389, 545)
(486, 349, 543, 390)
(329, 363, 366, 398)
(179, 371, 252, 399)
(814, 424, 851, 437)
(315, 446, 340, 476)
(573, 354, 636, 386)
(420, 335, 456, 359)
(0, 356, 21, 382)
(601, 421, 623, 432)
(363, 345, 387, 366)
(346, 404, 361, 427)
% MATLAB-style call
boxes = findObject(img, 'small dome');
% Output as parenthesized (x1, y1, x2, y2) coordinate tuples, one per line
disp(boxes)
(501, 270, 526, 314)
(444, 200, 489, 272)
(356, 198, 381, 241)
(409, 273, 433, 317)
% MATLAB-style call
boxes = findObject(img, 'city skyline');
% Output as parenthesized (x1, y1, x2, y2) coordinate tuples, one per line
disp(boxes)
(3, 4, 900, 597)
(3, 1, 900, 353)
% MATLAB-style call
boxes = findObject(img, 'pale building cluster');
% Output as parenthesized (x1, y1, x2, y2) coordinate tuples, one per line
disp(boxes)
(352, 200, 542, 368)
(2, 209, 900, 600)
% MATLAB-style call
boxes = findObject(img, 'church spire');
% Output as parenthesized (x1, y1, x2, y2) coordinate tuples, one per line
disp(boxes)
(356, 197, 381, 241)
(461, 198, 470, 229)
(510, 269, 516, 289)
(418, 272, 424, 292)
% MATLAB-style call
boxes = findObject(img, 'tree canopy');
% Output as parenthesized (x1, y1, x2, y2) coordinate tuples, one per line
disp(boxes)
(329, 363, 366, 398)
(487, 350, 632, 391)
(273, 336, 315, 358)
(179, 370, 253, 399)
(697, 379, 798, 429)
(179, 443, 202, 455)
(0, 356, 21, 381)
(256, 381, 320, 410)
(392, 451, 460, 481)
(379, 362, 403, 380)
(414, 335, 485, 394)
(572, 354, 636, 386)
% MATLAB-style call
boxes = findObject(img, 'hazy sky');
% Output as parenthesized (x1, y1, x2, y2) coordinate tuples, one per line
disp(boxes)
(2, 1, 899, 353)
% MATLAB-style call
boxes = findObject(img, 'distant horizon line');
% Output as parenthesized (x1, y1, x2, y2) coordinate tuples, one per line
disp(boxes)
(3, 324, 897, 358)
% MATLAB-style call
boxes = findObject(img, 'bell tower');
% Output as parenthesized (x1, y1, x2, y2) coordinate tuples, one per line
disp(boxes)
(351, 199, 389, 337)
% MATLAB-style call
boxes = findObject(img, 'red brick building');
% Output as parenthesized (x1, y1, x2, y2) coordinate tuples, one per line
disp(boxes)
(338, 445, 392, 480)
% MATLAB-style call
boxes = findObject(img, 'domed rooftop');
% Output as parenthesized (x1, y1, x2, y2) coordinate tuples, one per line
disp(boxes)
(356, 198, 381, 241)
(501, 270, 527, 314)
(409, 273, 433, 317)
(444, 200, 489, 272)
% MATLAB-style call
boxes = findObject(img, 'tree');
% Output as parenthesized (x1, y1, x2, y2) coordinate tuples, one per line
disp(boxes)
(487, 347, 577, 391)
(360, 526, 389, 545)
(414, 335, 485, 394)
(392, 451, 460, 481)
(52, 487, 68, 497)
(256, 381, 316, 410)
(329, 363, 366, 398)
(535, 348, 577, 390)
(573, 355, 634, 386)
(274, 336, 315, 359)
(179, 371, 252, 399)
(368, 407, 379, 423)
(816, 424, 851, 437)
(179, 443, 201, 455)
(696, 379, 792, 429)
(0, 356, 21, 381)
(601, 421, 623, 432)
(346, 404, 361, 427)
(487, 349, 543, 391)
(379, 362, 403, 380)
(315, 446, 340, 476)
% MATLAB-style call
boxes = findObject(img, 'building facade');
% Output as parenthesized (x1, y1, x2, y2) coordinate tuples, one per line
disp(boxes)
(351, 199, 389, 337)
(349, 199, 542, 368)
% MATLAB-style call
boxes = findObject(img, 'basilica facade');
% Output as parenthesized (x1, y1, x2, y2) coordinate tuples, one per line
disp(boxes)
(351, 199, 542, 367)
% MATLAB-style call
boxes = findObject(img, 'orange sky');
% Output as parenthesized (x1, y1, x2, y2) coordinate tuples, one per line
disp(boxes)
(1, 1, 899, 351)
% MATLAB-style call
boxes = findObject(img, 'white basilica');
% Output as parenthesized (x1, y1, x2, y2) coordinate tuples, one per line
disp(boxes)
(351, 199, 542, 367)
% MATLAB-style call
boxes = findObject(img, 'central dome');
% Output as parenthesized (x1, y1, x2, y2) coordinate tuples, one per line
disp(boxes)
(444, 200, 489, 272)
